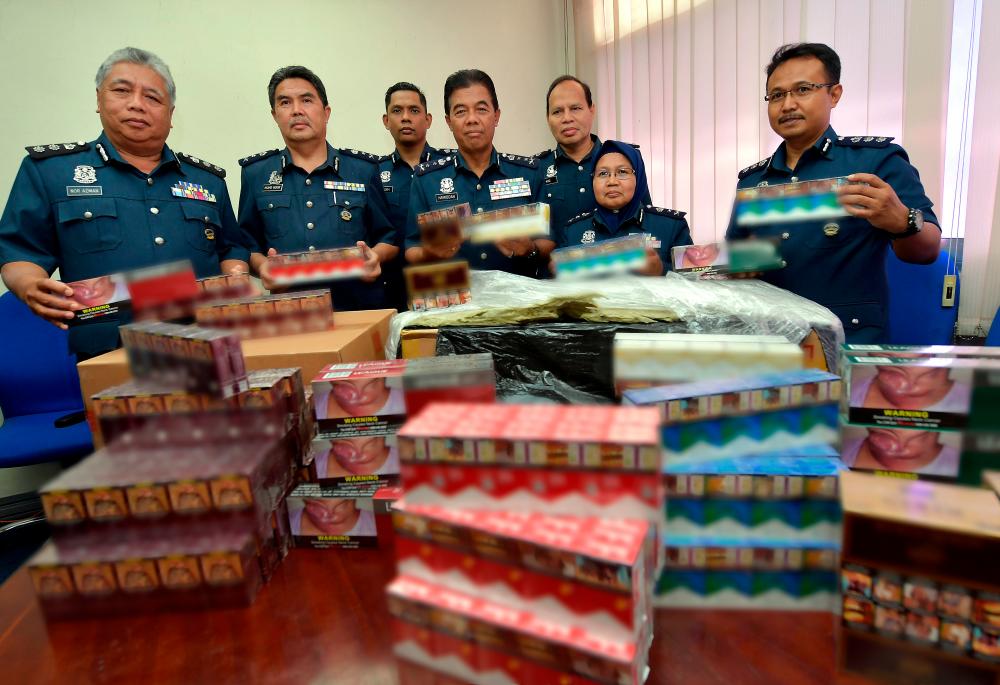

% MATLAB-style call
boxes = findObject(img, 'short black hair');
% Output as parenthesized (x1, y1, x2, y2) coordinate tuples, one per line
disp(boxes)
(765, 43, 841, 85)
(443, 69, 498, 114)
(267, 66, 329, 109)
(546, 75, 593, 112)
(385, 82, 428, 111)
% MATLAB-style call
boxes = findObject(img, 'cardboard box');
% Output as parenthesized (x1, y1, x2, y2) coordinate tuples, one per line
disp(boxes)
(400, 329, 439, 359)
(78, 309, 394, 408)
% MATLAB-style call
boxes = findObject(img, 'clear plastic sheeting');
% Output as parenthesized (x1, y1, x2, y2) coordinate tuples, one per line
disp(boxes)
(386, 271, 844, 402)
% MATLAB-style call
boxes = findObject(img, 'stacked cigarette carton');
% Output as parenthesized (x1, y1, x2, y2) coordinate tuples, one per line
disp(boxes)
(29, 342, 307, 617)
(387, 403, 662, 684)
(624, 368, 845, 609)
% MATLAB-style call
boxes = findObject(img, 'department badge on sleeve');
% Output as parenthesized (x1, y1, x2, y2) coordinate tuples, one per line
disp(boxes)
(72, 165, 97, 184)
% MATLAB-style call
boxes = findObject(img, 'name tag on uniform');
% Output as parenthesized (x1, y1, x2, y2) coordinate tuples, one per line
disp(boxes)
(324, 180, 366, 192)
(489, 177, 531, 201)
(67, 186, 103, 196)
(435, 193, 458, 202)
(382, 186, 393, 193)
(171, 181, 216, 203)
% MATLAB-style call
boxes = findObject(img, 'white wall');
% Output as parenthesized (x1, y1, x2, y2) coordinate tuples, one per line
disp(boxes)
(0, 0, 570, 255)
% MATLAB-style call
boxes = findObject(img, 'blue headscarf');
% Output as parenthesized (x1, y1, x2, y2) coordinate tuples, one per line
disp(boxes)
(594, 140, 650, 233)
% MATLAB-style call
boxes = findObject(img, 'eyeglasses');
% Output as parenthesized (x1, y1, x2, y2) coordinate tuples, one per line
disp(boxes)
(595, 168, 636, 181)
(763, 82, 837, 103)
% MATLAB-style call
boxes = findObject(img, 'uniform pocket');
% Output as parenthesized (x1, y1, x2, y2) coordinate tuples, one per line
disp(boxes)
(56, 198, 121, 254)
(181, 203, 222, 253)
(255, 195, 292, 240)
(329, 194, 367, 243)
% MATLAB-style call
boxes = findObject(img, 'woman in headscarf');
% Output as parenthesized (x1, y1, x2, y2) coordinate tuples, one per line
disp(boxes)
(558, 140, 691, 276)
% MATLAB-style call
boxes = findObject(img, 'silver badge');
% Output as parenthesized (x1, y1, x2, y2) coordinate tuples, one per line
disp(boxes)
(823, 222, 840, 237)
(204, 228, 216, 240)
(72, 165, 97, 185)
(267, 170, 283, 186)
(32, 146, 45, 153)
(380, 170, 391, 184)
(65, 143, 76, 150)
(581, 230, 596, 244)
(341, 209, 353, 222)
(48, 144, 60, 150)
(440, 178, 455, 193)
(545, 165, 556, 178)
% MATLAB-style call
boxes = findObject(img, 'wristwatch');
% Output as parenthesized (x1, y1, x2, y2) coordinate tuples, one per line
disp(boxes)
(892, 207, 924, 239)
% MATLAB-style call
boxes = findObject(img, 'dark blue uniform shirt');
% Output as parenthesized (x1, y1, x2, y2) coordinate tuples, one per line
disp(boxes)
(378, 144, 451, 309)
(0, 132, 247, 358)
(725, 126, 938, 344)
(405, 149, 543, 277)
(562, 204, 692, 271)
(237, 144, 397, 311)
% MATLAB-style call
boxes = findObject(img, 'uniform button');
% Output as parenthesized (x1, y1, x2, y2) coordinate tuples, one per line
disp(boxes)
(308, 245, 316, 251)
(203, 216, 209, 223)
(345, 200, 350, 206)
(790, 176, 799, 183)
(851, 318, 860, 325)
(480, 252, 488, 260)
(267, 203, 274, 210)
(306, 222, 315, 230)
(150, 207, 159, 215)
(305, 179, 312, 186)
(146, 177, 154, 186)
(578, 165, 584, 171)
(306, 200, 313, 208)
(477, 208, 483, 213)
(154, 236, 165, 246)
(579, 188, 585, 193)
(781, 232, 790, 240)
(83, 211, 93, 220)
(547, 193, 552, 198)
(476, 184, 481, 190)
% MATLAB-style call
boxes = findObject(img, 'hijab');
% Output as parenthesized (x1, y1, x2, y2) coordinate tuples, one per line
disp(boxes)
(594, 139, 650, 233)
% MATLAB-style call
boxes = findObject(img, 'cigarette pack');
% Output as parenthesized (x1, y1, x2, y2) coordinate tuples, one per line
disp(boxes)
(840, 422, 1000, 483)
(661, 404, 839, 465)
(28, 522, 266, 617)
(311, 360, 409, 437)
(124, 260, 200, 319)
(838, 472, 1000, 679)
(655, 567, 839, 610)
(403, 261, 472, 312)
(460, 202, 550, 243)
(844, 356, 1000, 430)
(63, 271, 133, 327)
(551, 233, 648, 280)
(392, 499, 654, 639)
(613, 332, 804, 395)
(417, 203, 471, 248)
(195, 289, 332, 339)
(196, 272, 255, 299)
(388, 574, 651, 685)
(266, 246, 367, 286)
(663, 446, 844, 540)
(734, 176, 851, 226)
(120, 322, 248, 398)
(374, 486, 404, 551)
(843, 343, 1000, 360)
(623, 369, 841, 422)
(392, 353, 496, 417)
(285, 485, 379, 549)
(664, 535, 839, 572)
(671, 239, 785, 277)
(304, 431, 401, 494)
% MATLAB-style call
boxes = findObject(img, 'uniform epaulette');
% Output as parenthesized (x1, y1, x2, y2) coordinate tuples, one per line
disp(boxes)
(26, 141, 90, 160)
(239, 149, 280, 167)
(340, 148, 380, 164)
(534, 148, 554, 159)
(437, 148, 457, 156)
(377, 154, 391, 163)
(835, 136, 894, 148)
(738, 157, 771, 179)
(177, 152, 226, 178)
(500, 152, 538, 169)
(415, 156, 453, 176)
(566, 210, 594, 225)
(645, 205, 686, 219)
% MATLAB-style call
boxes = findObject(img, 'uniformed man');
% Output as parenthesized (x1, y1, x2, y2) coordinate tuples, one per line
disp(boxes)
(404, 69, 553, 277)
(727, 43, 940, 343)
(238, 66, 396, 311)
(377, 82, 450, 310)
(561, 140, 691, 275)
(0, 47, 249, 360)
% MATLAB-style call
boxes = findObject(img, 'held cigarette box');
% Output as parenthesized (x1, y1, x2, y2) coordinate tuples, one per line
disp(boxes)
(266, 246, 367, 287)
(195, 289, 332, 339)
(671, 239, 785, 277)
(460, 202, 550, 243)
(845, 356, 1000, 430)
(623, 369, 841, 422)
(63, 271, 132, 327)
(551, 233, 648, 280)
(388, 574, 651, 685)
(392, 499, 653, 639)
(735, 176, 851, 226)
(416, 203, 471, 249)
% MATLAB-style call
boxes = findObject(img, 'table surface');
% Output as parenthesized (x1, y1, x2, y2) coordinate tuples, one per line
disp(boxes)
(0, 548, 876, 685)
